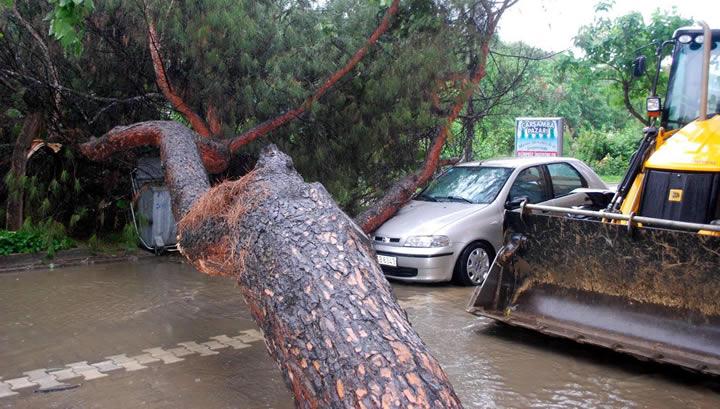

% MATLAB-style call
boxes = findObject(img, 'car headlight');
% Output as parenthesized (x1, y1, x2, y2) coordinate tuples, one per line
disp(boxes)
(404, 235, 450, 248)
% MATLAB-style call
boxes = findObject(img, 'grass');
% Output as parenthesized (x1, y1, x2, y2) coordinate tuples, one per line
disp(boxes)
(86, 223, 140, 254)
(599, 174, 624, 185)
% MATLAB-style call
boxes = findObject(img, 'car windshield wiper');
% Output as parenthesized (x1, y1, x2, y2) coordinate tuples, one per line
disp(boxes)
(438, 196, 473, 203)
(416, 193, 437, 202)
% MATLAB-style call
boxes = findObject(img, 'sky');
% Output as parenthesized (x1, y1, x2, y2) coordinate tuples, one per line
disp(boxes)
(497, 0, 720, 52)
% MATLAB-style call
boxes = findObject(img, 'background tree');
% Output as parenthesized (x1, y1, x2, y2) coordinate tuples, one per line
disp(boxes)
(1, 0, 162, 232)
(575, 3, 691, 125)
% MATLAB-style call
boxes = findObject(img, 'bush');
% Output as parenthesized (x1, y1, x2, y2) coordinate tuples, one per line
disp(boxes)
(0, 220, 74, 257)
(570, 125, 642, 177)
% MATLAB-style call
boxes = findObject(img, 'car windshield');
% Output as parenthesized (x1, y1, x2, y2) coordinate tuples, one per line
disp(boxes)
(417, 166, 513, 204)
(665, 38, 720, 129)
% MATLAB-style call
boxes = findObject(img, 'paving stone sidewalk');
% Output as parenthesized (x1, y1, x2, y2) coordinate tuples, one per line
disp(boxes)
(0, 329, 264, 399)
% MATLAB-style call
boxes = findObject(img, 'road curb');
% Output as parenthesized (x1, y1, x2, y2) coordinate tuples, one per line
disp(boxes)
(0, 248, 163, 274)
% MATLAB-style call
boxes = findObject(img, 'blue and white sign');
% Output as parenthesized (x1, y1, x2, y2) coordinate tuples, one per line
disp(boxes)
(515, 117, 564, 157)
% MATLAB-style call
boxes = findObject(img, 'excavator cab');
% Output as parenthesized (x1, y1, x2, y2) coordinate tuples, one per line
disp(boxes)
(630, 26, 720, 226)
(468, 24, 720, 374)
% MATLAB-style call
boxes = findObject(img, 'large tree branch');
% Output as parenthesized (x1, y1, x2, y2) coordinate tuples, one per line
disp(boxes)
(622, 80, 649, 125)
(356, 31, 495, 233)
(146, 20, 214, 138)
(80, 121, 229, 176)
(81, 121, 209, 218)
(205, 104, 224, 136)
(179, 145, 463, 407)
(228, 0, 401, 153)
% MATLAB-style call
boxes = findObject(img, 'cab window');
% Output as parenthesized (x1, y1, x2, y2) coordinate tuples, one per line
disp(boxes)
(508, 166, 547, 204)
(547, 163, 585, 197)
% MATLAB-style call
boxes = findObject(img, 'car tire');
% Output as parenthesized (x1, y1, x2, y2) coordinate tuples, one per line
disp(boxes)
(452, 241, 494, 286)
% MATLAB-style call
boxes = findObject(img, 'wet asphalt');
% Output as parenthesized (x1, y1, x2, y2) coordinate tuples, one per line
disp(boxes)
(1, 259, 719, 408)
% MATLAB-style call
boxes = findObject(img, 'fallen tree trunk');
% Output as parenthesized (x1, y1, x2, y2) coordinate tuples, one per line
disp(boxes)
(80, 122, 463, 408)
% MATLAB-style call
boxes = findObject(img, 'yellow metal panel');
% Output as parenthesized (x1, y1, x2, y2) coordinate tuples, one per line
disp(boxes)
(646, 116, 720, 172)
(619, 173, 645, 216)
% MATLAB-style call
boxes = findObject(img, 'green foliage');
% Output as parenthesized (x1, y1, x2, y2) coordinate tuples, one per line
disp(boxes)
(119, 223, 138, 250)
(46, 0, 94, 55)
(0, 0, 695, 238)
(85, 223, 138, 253)
(5, 107, 21, 118)
(86, 233, 100, 253)
(0, 220, 74, 257)
(570, 124, 642, 177)
(574, 5, 691, 122)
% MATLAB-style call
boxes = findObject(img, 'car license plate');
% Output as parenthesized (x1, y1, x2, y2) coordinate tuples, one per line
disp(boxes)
(377, 254, 397, 267)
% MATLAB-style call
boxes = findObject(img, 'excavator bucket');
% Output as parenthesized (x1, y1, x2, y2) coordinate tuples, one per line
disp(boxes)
(467, 209, 720, 375)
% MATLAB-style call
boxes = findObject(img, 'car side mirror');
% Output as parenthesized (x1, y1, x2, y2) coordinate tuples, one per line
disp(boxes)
(505, 196, 528, 210)
(632, 55, 646, 78)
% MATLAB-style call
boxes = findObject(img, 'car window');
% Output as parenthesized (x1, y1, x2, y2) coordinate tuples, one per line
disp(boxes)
(547, 163, 586, 197)
(508, 166, 547, 204)
(418, 166, 513, 204)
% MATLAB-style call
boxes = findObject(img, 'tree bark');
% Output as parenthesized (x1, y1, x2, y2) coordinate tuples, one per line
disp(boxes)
(5, 112, 44, 231)
(80, 121, 230, 175)
(622, 80, 649, 126)
(461, 96, 475, 162)
(147, 20, 214, 138)
(80, 123, 463, 408)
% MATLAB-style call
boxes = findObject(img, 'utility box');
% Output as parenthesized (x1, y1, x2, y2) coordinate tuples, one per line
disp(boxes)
(131, 157, 178, 253)
(136, 186, 177, 250)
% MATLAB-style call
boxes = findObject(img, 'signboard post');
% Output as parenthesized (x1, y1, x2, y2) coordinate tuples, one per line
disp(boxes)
(514, 117, 564, 157)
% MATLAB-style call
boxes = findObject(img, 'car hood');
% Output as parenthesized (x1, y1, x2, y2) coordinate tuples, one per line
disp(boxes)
(375, 200, 489, 238)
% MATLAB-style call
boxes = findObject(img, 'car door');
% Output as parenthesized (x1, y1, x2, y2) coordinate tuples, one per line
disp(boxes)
(507, 165, 551, 204)
(542, 162, 589, 207)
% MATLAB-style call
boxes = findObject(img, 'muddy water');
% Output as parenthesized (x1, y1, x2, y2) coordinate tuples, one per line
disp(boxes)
(0, 259, 292, 409)
(1, 260, 719, 408)
(395, 285, 720, 408)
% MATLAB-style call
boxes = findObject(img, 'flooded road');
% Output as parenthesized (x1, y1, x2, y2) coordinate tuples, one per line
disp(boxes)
(1, 259, 718, 408)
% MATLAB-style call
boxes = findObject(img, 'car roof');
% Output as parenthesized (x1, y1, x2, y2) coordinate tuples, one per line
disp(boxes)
(456, 156, 582, 168)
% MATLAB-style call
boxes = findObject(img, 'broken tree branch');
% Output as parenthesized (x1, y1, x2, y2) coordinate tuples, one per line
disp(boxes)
(79, 121, 229, 175)
(147, 19, 214, 137)
(355, 30, 494, 233)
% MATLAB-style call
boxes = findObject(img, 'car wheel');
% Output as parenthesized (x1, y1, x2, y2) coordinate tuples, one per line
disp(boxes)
(452, 242, 494, 286)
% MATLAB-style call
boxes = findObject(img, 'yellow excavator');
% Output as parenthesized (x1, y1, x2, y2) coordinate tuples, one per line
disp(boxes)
(468, 23, 720, 374)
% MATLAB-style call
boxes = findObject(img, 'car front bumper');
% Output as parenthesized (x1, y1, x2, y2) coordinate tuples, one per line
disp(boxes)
(372, 244, 457, 282)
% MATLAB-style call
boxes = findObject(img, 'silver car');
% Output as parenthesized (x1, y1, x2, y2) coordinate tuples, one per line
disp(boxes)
(372, 157, 607, 285)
